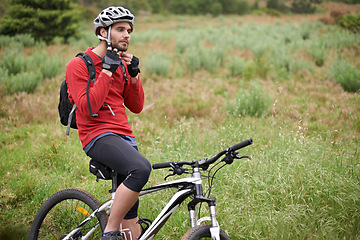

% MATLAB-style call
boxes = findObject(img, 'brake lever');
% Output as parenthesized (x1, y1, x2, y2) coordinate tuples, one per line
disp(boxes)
(164, 170, 176, 181)
(235, 153, 251, 160)
(222, 152, 252, 164)
(164, 166, 188, 180)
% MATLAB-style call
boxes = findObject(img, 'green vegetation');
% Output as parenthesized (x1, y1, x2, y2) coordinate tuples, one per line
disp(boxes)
(224, 80, 272, 117)
(0, 0, 81, 43)
(0, 35, 66, 94)
(1, 7, 360, 240)
(338, 12, 360, 33)
(327, 57, 360, 93)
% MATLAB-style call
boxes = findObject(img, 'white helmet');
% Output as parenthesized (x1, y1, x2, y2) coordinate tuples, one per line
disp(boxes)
(94, 6, 135, 37)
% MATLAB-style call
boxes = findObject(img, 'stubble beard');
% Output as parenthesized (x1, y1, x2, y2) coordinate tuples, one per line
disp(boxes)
(112, 42, 128, 52)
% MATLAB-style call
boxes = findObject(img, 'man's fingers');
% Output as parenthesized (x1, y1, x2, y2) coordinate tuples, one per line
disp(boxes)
(121, 53, 133, 65)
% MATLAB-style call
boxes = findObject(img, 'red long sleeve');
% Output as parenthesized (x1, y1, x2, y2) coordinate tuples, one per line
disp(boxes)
(65, 48, 144, 148)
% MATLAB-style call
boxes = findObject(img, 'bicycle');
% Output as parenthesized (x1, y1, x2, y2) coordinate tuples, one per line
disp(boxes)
(28, 138, 253, 240)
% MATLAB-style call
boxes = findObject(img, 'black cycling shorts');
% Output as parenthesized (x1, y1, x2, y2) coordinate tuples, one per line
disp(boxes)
(87, 134, 151, 219)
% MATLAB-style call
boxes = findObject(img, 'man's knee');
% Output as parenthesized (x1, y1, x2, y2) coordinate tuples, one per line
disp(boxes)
(136, 158, 152, 185)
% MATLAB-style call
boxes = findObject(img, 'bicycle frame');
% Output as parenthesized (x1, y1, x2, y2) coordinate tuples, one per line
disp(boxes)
(62, 200, 113, 240)
(139, 166, 221, 240)
(62, 168, 221, 240)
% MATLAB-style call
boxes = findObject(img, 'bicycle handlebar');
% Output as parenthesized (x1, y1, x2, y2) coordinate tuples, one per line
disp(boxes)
(229, 138, 253, 151)
(152, 138, 253, 170)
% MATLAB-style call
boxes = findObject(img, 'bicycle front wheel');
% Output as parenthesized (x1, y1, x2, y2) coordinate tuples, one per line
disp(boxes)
(181, 225, 231, 240)
(28, 188, 108, 240)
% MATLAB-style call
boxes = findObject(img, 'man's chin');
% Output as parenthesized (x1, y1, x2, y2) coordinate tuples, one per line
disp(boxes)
(116, 44, 128, 52)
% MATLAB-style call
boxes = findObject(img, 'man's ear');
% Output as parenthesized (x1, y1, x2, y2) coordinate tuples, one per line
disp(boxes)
(99, 27, 108, 38)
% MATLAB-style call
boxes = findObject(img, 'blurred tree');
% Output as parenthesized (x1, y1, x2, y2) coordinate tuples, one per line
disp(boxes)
(90, 0, 146, 14)
(167, 0, 249, 15)
(168, 0, 202, 14)
(266, 0, 288, 12)
(148, 0, 167, 13)
(291, 0, 316, 13)
(210, 1, 223, 16)
(0, 0, 81, 43)
(0, 0, 10, 17)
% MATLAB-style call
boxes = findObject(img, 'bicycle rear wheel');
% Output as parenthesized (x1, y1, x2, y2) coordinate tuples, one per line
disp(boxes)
(28, 188, 108, 240)
(181, 225, 231, 240)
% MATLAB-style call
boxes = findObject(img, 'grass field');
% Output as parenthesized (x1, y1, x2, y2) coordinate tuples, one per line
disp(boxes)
(0, 3, 360, 239)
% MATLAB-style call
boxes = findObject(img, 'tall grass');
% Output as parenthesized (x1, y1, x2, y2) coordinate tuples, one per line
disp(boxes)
(0, 37, 65, 94)
(0, 34, 37, 48)
(308, 41, 327, 67)
(144, 51, 172, 77)
(224, 80, 272, 117)
(227, 56, 247, 77)
(184, 47, 203, 74)
(1, 42, 28, 76)
(1, 71, 43, 94)
(327, 57, 360, 93)
(0, 14, 360, 240)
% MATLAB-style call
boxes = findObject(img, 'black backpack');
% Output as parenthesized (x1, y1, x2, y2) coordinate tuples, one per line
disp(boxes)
(58, 53, 96, 135)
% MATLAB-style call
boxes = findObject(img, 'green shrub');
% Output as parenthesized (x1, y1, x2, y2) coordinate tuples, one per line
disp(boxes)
(201, 46, 225, 74)
(338, 13, 360, 33)
(166, 0, 250, 15)
(148, 0, 165, 14)
(227, 56, 247, 77)
(268, 47, 291, 77)
(0, 43, 30, 76)
(320, 27, 358, 49)
(168, 0, 200, 14)
(144, 51, 172, 77)
(184, 47, 202, 74)
(328, 58, 360, 93)
(289, 56, 315, 74)
(0, 46, 64, 94)
(0, 34, 37, 48)
(0, 35, 12, 48)
(235, 0, 250, 15)
(264, 8, 282, 16)
(308, 41, 327, 67)
(224, 80, 271, 117)
(210, 1, 223, 17)
(67, 31, 99, 50)
(37, 54, 65, 79)
(13, 34, 36, 47)
(1, 70, 43, 94)
(175, 32, 201, 56)
(291, 0, 316, 14)
(267, 0, 288, 12)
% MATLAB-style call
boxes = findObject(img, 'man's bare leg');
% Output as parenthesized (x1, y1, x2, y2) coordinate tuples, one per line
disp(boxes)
(104, 184, 139, 233)
(122, 217, 141, 239)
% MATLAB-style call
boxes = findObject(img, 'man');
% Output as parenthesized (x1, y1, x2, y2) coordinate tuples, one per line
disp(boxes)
(65, 6, 151, 240)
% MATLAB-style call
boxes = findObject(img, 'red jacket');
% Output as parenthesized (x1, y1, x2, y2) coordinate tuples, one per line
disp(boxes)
(65, 47, 144, 149)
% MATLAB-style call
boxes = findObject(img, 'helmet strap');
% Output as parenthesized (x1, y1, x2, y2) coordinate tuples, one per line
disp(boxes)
(97, 25, 112, 47)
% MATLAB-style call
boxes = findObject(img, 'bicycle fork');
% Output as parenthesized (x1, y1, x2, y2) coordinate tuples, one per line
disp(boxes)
(188, 169, 221, 240)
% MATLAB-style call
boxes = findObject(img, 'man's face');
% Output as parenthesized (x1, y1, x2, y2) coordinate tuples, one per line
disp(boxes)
(110, 22, 132, 52)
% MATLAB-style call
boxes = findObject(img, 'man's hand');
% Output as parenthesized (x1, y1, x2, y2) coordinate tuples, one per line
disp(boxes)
(122, 53, 140, 78)
(102, 46, 121, 74)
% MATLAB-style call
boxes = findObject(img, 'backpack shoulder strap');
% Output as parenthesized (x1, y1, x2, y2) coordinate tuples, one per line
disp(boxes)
(76, 52, 96, 83)
(75, 52, 98, 118)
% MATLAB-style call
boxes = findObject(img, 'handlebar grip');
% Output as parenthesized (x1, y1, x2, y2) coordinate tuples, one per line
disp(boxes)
(230, 138, 253, 151)
(152, 162, 172, 169)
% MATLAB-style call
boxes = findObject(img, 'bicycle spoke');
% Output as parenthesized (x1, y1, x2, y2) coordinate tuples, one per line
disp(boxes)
(37, 198, 102, 240)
